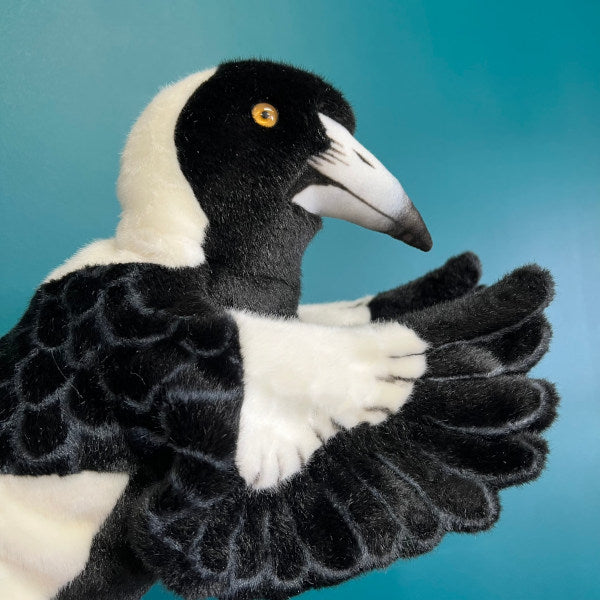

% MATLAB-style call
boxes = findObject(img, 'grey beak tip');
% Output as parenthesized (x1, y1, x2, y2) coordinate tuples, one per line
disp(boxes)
(391, 223, 433, 251)
(418, 232, 434, 252)
(401, 233, 433, 252)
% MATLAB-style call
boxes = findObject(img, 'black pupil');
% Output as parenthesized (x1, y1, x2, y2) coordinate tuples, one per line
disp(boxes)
(261, 110, 270, 119)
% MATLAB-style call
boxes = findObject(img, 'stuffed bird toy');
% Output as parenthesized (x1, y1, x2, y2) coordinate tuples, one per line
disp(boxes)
(0, 60, 557, 600)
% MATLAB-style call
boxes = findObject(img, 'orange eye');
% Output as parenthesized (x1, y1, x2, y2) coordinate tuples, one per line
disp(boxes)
(251, 103, 278, 128)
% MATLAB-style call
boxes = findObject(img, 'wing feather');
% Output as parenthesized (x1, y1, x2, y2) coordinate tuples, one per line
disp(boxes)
(132, 266, 558, 600)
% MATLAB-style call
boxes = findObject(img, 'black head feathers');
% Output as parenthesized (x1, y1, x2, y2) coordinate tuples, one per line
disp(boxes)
(0, 59, 557, 600)
(174, 59, 431, 263)
(108, 58, 431, 312)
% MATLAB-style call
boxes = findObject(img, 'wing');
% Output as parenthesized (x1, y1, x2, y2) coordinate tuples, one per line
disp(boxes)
(0, 262, 243, 477)
(368, 251, 484, 320)
(0, 262, 248, 600)
(298, 251, 482, 326)
(130, 265, 558, 600)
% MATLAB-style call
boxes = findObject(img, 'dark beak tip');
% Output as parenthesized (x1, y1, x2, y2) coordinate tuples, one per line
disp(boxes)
(410, 236, 433, 252)
(418, 232, 434, 252)
(392, 227, 433, 252)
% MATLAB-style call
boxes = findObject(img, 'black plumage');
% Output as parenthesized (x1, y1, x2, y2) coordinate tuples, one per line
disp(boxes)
(0, 59, 558, 600)
(128, 261, 557, 600)
(0, 256, 556, 600)
(0, 263, 242, 477)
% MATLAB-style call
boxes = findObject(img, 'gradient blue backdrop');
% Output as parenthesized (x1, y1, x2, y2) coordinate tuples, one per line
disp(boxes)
(1, 1, 598, 599)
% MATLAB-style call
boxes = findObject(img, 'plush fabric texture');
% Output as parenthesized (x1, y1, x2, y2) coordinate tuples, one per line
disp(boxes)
(46, 70, 216, 283)
(232, 311, 428, 489)
(369, 251, 483, 320)
(0, 472, 129, 600)
(173, 60, 345, 314)
(0, 262, 243, 478)
(124, 263, 557, 600)
(297, 296, 374, 326)
(0, 256, 558, 600)
(0, 58, 559, 600)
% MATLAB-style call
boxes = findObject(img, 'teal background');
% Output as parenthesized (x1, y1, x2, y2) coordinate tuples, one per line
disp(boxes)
(1, 1, 598, 599)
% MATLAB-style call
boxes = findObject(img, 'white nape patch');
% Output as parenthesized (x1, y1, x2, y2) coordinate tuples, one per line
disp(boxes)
(232, 311, 427, 490)
(298, 296, 374, 326)
(46, 68, 217, 283)
(0, 471, 129, 600)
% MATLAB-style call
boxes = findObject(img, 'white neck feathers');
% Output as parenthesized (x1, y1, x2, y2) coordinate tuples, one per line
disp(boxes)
(46, 68, 215, 282)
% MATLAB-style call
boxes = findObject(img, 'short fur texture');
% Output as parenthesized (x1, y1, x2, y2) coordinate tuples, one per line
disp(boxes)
(0, 59, 559, 600)
(233, 311, 427, 488)
(127, 264, 557, 600)
(46, 69, 215, 282)
(0, 259, 557, 600)
(0, 472, 128, 600)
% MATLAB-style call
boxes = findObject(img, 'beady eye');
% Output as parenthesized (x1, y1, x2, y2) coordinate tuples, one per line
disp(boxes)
(251, 103, 278, 128)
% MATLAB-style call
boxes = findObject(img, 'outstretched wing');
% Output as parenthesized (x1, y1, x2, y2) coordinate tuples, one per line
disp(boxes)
(298, 251, 483, 327)
(368, 251, 484, 320)
(0, 262, 242, 477)
(131, 265, 558, 600)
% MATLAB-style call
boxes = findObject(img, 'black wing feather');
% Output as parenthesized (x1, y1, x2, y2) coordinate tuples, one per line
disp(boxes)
(0, 263, 243, 478)
(131, 266, 558, 600)
(0, 259, 558, 600)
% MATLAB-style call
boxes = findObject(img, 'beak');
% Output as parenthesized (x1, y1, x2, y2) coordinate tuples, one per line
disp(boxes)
(292, 113, 432, 251)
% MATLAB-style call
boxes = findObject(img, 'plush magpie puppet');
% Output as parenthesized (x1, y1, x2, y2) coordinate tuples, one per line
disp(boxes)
(0, 60, 557, 600)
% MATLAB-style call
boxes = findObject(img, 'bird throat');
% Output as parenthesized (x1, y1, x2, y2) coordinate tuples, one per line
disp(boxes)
(202, 201, 322, 317)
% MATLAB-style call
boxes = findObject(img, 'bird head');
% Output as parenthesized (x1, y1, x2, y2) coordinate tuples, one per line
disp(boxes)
(116, 59, 431, 279)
